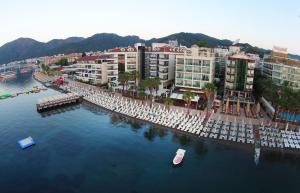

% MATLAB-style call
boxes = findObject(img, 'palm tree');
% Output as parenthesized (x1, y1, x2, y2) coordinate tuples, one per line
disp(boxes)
(153, 77, 161, 95)
(138, 90, 147, 104)
(164, 96, 173, 111)
(129, 70, 140, 88)
(118, 72, 130, 92)
(203, 83, 217, 115)
(183, 90, 194, 115)
(140, 77, 160, 106)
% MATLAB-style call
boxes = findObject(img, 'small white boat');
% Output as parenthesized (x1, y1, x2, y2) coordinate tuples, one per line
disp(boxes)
(173, 149, 186, 165)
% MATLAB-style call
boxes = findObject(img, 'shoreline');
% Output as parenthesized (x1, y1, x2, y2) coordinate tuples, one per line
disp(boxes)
(33, 72, 300, 155)
(83, 98, 300, 156)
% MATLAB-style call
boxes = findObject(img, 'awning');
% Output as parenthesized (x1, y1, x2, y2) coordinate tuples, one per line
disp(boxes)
(170, 93, 199, 102)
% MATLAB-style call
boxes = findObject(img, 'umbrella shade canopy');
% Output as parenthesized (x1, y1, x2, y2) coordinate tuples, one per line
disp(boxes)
(246, 103, 250, 113)
(226, 98, 230, 110)
(256, 103, 261, 113)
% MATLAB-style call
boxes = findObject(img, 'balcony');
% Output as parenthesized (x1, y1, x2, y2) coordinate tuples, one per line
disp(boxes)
(227, 71, 235, 75)
(225, 85, 234, 90)
(159, 70, 168, 74)
(193, 77, 201, 80)
(107, 67, 118, 71)
(247, 73, 254, 77)
(248, 66, 255, 70)
(184, 76, 193, 80)
(176, 76, 184, 79)
(176, 69, 184, 72)
(186, 69, 193, 72)
(227, 64, 235, 68)
(159, 61, 169, 66)
(107, 72, 117, 76)
(226, 78, 234, 83)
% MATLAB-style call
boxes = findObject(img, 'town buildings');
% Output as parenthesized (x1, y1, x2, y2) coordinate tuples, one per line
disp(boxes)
(261, 47, 300, 90)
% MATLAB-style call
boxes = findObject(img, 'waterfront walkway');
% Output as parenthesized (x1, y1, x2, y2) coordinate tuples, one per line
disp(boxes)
(59, 81, 300, 151)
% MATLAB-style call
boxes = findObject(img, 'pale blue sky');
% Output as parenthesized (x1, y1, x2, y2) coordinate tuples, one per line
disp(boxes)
(1, 0, 300, 54)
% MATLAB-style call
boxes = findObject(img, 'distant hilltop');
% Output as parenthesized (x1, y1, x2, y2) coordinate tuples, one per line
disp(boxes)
(0, 32, 299, 64)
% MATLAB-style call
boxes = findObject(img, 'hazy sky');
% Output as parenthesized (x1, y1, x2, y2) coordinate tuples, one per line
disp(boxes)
(1, 0, 300, 54)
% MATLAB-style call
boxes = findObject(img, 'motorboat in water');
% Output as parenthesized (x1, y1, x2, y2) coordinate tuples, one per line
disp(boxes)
(173, 149, 186, 165)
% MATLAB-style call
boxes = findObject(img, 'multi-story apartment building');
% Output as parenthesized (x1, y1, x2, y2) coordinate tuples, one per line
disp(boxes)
(261, 47, 300, 90)
(146, 45, 184, 89)
(175, 45, 215, 92)
(108, 42, 183, 89)
(224, 53, 256, 104)
(214, 47, 229, 81)
(75, 54, 118, 85)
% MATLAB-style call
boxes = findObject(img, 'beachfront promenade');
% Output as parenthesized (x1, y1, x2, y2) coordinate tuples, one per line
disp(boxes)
(59, 81, 300, 151)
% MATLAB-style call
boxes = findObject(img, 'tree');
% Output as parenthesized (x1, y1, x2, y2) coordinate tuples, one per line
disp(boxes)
(129, 70, 140, 88)
(203, 83, 217, 116)
(140, 77, 160, 106)
(164, 96, 173, 111)
(138, 83, 147, 104)
(196, 41, 209, 48)
(153, 77, 161, 94)
(82, 52, 86, 57)
(56, 58, 69, 66)
(183, 90, 194, 115)
(118, 72, 131, 92)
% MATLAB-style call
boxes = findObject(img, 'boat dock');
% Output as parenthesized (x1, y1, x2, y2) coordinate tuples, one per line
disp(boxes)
(37, 93, 82, 112)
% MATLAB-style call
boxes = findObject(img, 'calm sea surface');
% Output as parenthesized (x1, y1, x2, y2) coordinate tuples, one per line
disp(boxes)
(0, 73, 299, 193)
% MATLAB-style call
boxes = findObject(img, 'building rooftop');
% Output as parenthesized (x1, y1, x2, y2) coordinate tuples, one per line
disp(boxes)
(229, 54, 255, 62)
(77, 56, 99, 62)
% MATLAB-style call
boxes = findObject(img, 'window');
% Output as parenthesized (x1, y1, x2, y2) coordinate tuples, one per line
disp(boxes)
(185, 59, 192, 65)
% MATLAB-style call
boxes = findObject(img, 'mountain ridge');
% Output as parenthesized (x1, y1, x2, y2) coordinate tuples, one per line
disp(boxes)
(0, 32, 298, 64)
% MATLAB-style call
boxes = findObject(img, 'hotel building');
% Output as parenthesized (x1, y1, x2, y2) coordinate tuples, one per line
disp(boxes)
(175, 45, 215, 92)
(224, 53, 256, 104)
(214, 47, 229, 81)
(261, 47, 300, 90)
(75, 55, 118, 85)
(108, 42, 184, 89)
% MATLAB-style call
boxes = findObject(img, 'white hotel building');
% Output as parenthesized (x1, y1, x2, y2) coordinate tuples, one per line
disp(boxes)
(108, 42, 184, 89)
(175, 45, 215, 92)
(75, 55, 118, 85)
(261, 47, 300, 90)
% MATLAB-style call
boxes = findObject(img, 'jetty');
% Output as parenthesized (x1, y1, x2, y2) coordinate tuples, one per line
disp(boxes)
(37, 93, 82, 112)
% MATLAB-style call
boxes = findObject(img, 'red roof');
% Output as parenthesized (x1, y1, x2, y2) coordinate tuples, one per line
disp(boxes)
(77, 56, 99, 62)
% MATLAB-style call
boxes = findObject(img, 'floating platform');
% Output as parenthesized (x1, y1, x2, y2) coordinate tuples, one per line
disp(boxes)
(18, 136, 35, 149)
(37, 93, 82, 112)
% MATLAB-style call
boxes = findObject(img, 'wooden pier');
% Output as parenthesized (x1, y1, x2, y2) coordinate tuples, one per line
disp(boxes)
(37, 93, 82, 112)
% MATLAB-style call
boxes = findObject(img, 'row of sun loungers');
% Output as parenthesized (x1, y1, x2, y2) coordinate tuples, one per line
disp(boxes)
(60, 82, 300, 151)
(259, 126, 300, 149)
(201, 118, 255, 145)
